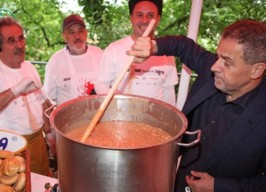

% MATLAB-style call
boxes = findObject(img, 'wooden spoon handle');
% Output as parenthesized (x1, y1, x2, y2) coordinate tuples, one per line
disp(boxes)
(80, 19, 156, 143)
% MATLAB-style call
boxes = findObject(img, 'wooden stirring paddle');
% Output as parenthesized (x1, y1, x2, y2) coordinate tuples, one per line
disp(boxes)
(80, 19, 156, 143)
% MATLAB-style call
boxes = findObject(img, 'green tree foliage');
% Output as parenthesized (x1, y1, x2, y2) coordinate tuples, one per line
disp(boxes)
(1, 0, 68, 80)
(197, 0, 266, 50)
(0, 0, 64, 79)
(78, 0, 131, 48)
(1, 0, 265, 60)
(79, 0, 265, 51)
(0, 0, 66, 61)
(1, 0, 265, 81)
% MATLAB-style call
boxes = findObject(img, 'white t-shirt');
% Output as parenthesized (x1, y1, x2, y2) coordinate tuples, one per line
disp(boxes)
(0, 60, 45, 135)
(44, 46, 103, 105)
(95, 36, 178, 106)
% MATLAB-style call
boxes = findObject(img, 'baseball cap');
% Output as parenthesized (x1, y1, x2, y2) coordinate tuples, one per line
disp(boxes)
(128, 0, 163, 16)
(62, 14, 86, 31)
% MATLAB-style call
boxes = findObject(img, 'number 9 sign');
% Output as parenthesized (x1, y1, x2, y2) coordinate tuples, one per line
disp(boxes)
(0, 130, 27, 153)
(0, 137, 8, 150)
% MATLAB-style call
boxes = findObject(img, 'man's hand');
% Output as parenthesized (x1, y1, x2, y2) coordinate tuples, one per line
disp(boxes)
(11, 78, 41, 96)
(127, 37, 156, 63)
(186, 171, 214, 192)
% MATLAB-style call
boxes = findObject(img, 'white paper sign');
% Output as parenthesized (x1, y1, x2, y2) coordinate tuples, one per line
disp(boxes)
(0, 130, 27, 153)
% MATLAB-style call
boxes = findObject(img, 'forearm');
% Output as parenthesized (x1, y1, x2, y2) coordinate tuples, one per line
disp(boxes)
(1, 78, 40, 110)
(155, 35, 217, 74)
(0, 89, 15, 111)
(155, 35, 194, 57)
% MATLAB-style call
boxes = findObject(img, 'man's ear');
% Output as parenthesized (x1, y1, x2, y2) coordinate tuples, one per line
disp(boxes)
(251, 63, 266, 79)
(130, 15, 133, 23)
(62, 33, 67, 43)
(157, 15, 161, 24)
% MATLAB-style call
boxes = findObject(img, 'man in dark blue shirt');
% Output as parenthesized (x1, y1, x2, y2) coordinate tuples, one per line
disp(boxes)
(129, 19, 266, 192)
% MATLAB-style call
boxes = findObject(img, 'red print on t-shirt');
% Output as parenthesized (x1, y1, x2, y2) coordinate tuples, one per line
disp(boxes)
(84, 81, 94, 95)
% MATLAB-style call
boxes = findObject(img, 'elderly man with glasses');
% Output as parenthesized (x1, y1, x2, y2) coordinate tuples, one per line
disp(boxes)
(0, 16, 52, 176)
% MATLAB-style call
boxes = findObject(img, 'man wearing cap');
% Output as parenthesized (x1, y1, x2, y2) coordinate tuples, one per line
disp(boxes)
(44, 14, 103, 105)
(95, 0, 178, 106)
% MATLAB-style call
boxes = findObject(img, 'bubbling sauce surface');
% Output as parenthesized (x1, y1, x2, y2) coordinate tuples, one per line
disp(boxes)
(65, 121, 173, 149)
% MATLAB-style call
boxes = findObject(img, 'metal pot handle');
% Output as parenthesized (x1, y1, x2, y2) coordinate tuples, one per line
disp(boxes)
(44, 104, 57, 118)
(176, 130, 201, 147)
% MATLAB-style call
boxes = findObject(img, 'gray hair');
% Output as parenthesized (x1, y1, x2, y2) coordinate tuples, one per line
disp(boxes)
(221, 19, 266, 65)
(0, 16, 23, 51)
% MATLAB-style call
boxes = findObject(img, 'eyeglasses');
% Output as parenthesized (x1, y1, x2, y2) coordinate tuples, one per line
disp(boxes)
(4, 35, 25, 46)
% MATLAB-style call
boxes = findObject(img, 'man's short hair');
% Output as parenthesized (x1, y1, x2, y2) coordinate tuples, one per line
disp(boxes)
(222, 19, 266, 65)
(128, 0, 163, 16)
(0, 16, 23, 51)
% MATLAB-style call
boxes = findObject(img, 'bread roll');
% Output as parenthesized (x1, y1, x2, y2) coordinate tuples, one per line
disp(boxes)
(0, 152, 27, 191)
(0, 151, 14, 159)
(0, 183, 13, 192)
(14, 156, 25, 163)
(0, 173, 18, 185)
(14, 156, 26, 173)
(0, 159, 2, 177)
(13, 172, 26, 192)
(0, 157, 20, 176)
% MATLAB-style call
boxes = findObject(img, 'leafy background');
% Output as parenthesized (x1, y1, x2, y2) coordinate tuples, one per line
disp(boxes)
(0, 0, 265, 81)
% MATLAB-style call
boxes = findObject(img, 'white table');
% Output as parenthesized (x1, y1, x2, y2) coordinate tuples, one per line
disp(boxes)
(31, 172, 58, 192)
